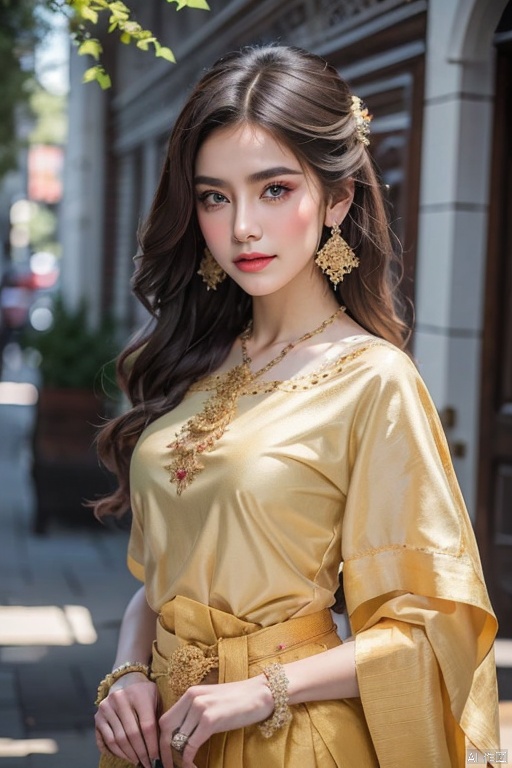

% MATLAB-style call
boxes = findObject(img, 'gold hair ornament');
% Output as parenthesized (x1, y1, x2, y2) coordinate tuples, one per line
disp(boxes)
(314, 223, 359, 288)
(350, 95, 372, 146)
(197, 247, 227, 290)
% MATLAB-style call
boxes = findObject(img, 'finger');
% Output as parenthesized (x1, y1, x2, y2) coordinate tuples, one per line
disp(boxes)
(95, 710, 135, 764)
(180, 727, 209, 768)
(174, 702, 209, 768)
(159, 693, 204, 768)
(159, 731, 177, 768)
(112, 697, 157, 768)
(181, 744, 198, 768)
(96, 722, 138, 765)
(165, 725, 197, 768)
(95, 726, 108, 755)
(158, 714, 187, 768)
(137, 708, 161, 763)
(114, 706, 154, 768)
(97, 709, 143, 766)
(174, 731, 197, 768)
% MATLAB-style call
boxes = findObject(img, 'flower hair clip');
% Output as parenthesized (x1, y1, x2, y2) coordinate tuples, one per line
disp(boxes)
(350, 95, 372, 146)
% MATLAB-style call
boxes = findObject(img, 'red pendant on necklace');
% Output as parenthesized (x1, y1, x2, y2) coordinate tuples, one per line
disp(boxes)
(165, 306, 346, 495)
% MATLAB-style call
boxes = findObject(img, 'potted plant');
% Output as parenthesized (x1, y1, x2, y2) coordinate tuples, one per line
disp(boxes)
(23, 296, 119, 533)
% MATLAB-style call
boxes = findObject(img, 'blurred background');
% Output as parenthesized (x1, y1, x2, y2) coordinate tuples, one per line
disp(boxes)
(0, 0, 511, 765)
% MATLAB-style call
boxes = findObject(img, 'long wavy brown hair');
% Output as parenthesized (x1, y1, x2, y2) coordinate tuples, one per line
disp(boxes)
(94, 44, 410, 519)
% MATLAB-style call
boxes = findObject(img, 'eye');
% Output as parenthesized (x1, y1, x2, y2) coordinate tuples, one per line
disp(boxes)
(197, 191, 228, 208)
(262, 183, 291, 200)
(210, 192, 227, 204)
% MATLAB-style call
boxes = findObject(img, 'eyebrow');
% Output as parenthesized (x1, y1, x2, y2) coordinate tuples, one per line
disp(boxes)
(194, 166, 303, 187)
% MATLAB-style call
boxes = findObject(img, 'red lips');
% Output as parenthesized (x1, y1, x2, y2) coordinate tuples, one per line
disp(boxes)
(234, 253, 276, 272)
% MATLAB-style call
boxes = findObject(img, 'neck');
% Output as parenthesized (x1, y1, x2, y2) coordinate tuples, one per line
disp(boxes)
(249, 272, 340, 348)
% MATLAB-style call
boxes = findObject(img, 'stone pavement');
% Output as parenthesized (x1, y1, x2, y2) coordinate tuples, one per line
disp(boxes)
(0, 351, 511, 767)
(0, 352, 139, 768)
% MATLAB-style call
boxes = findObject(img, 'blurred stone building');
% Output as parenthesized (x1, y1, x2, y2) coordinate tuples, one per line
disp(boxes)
(60, 0, 512, 631)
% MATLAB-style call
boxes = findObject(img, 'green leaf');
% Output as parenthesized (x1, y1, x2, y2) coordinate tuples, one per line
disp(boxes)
(78, 39, 103, 59)
(155, 44, 176, 63)
(82, 65, 111, 89)
(83, 65, 100, 82)
(79, 6, 99, 23)
(120, 20, 142, 35)
(168, 0, 210, 8)
(109, 9, 130, 22)
(108, 2, 130, 20)
(183, 0, 210, 8)
(95, 69, 112, 89)
(67, 0, 208, 88)
(109, 1, 130, 13)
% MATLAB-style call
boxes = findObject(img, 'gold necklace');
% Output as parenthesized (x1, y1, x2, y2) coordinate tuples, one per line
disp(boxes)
(165, 305, 345, 494)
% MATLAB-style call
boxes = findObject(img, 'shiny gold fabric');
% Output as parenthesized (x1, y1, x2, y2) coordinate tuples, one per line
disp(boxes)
(121, 338, 499, 766)
(157, 598, 377, 766)
(100, 598, 377, 768)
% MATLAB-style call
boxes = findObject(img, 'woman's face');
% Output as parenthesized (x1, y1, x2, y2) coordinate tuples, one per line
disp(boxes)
(194, 123, 351, 297)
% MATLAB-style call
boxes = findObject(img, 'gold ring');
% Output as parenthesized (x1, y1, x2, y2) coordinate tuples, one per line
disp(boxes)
(170, 731, 189, 753)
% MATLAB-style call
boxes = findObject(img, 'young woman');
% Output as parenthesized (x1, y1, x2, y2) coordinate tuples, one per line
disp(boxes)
(93, 45, 499, 768)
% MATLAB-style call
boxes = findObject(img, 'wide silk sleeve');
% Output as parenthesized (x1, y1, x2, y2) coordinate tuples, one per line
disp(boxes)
(342, 347, 500, 767)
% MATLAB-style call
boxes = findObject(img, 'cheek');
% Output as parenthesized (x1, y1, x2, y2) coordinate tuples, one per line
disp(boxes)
(281, 199, 322, 241)
(197, 212, 227, 246)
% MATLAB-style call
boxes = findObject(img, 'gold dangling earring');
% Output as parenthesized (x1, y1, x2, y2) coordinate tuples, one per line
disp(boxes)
(197, 247, 227, 291)
(314, 223, 359, 288)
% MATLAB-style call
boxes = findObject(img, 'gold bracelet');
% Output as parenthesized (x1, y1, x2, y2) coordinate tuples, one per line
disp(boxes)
(95, 661, 151, 706)
(258, 662, 293, 738)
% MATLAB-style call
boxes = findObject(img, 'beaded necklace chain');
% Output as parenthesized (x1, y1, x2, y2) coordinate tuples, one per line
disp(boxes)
(165, 305, 345, 495)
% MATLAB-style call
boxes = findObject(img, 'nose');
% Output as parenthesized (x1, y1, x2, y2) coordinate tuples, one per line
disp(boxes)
(232, 202, 262, 243)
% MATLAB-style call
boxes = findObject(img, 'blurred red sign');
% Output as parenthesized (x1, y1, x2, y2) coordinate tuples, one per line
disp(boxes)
(28, 145, 64, 204)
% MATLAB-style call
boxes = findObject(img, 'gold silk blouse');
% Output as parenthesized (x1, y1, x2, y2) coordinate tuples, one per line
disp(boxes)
(128, 337, 499, 766)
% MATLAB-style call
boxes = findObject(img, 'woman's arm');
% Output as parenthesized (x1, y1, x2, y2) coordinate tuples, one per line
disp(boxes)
(111, 585, 157, 668)
(286, 640, 358, 701)
(158, 641, 358, 768)
(95, 586, 160, 768)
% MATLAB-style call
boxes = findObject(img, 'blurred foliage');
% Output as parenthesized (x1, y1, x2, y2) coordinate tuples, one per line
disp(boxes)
(23, 295, 119, 393)
(29, 88, 68, 144)
(52, 0, 210, 88)
(28, 204, 58, 249)
(0, 0, 209, 184)
(0, 0, 51, 180)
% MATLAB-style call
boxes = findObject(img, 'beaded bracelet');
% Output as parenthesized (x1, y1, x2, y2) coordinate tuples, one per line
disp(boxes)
(95, 661, 151, 706)
(258, 662, 293, 738)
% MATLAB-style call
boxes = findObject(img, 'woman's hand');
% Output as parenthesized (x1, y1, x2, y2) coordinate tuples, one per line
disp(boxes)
(158, 676, 274, 768)
(95, 672, 160, 768)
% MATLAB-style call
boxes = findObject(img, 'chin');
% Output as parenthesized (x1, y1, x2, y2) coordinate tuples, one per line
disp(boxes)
(239, 283, 287, 298)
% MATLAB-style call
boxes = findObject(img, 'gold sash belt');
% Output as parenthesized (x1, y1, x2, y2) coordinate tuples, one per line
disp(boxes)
(151, 596, 341, 765)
